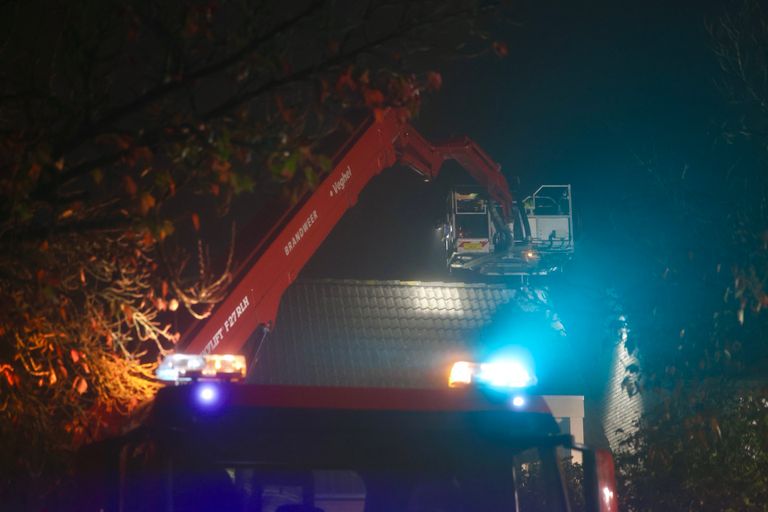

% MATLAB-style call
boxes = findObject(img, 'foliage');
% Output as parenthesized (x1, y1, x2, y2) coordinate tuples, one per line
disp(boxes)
(516, 456, 585, 512)
(616, 381, 768, 511)
(610, 1, 768, 509)
(710, 0, 768, 352)
(0, 0, 511, 500)
(710, 0, 768, 156)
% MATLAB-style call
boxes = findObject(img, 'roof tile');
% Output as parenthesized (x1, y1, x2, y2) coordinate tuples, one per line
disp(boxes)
(251, 279, 580, 393)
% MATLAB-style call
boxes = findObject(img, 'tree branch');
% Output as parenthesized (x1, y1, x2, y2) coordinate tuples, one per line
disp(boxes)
(54, 0, 325, 160)
(203, 4, 475, 120)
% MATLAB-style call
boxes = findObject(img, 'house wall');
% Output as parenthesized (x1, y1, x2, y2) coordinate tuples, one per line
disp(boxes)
(600, 338, 643, 452)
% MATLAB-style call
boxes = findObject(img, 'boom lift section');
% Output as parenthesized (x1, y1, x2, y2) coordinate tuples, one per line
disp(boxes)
(181, 108, 518, 357)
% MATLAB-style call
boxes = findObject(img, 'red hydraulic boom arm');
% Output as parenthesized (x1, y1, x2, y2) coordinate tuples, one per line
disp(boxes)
(180, 108, 514, 358)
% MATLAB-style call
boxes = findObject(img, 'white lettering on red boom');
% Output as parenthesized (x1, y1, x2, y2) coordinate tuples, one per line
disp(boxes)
(202, 295, 250, 354)
(283, 209, 318, 256)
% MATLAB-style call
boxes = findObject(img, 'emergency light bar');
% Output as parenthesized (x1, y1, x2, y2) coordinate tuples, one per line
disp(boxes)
(449, 359, 537, 389)
(156, 353, 246, 383)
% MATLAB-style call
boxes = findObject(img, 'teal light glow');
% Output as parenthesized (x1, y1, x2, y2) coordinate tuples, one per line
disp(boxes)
(476, 357, 537, 389)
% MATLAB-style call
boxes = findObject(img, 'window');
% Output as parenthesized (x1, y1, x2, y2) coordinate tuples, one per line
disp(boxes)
(125, 464, 522, 511)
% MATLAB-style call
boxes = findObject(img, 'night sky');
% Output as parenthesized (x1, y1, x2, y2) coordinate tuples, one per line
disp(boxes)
(306, 0, 729, 274)
(301, 0, 747, 384)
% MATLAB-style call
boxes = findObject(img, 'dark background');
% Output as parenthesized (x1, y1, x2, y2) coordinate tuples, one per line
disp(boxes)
(304, 0, 730, 279)
(300, 0, 740, 349)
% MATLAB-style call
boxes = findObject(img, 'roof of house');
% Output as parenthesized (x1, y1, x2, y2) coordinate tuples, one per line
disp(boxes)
(250, 279, 582, 394)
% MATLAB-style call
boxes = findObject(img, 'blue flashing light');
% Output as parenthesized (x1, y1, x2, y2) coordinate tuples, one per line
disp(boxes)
(448, 356, 537, 390)
(156, 366, 179, 382)
(512, 395, 526, 407)
(477, 359, 536, 389)
(195, 383, 220, 407)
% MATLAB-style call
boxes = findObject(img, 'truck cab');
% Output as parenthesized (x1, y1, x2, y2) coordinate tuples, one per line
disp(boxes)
(75, 359, 616, 512)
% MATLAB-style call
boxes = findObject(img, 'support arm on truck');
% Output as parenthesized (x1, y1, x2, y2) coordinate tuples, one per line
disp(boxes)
(179, 108, 515, 358)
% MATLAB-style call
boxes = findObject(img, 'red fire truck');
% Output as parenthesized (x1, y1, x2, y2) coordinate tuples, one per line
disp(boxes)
(75, 109, 615, 511)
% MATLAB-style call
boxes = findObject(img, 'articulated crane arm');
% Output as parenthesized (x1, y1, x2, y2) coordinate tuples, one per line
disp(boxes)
(179, 108, 514, 362)
(394, 126, 514, 220)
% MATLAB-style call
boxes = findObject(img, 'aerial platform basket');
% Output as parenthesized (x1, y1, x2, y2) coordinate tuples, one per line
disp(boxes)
(444, 184, 574, 276)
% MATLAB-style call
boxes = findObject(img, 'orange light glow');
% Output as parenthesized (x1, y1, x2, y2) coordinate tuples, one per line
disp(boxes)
(448, 361, 475, 387)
